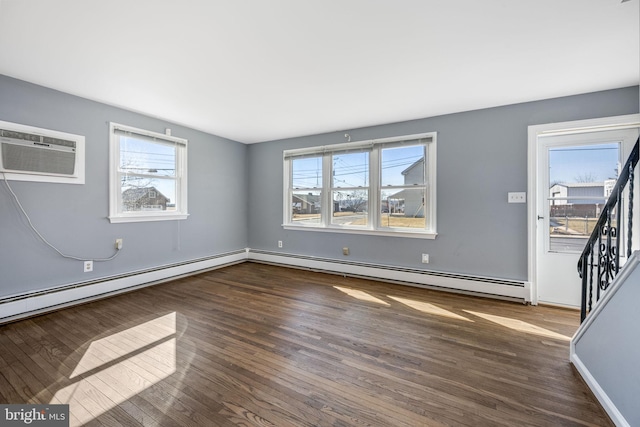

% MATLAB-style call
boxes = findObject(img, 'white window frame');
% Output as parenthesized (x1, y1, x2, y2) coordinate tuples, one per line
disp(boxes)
(283, 132, 437, 239)
(109, 122, 188, 223)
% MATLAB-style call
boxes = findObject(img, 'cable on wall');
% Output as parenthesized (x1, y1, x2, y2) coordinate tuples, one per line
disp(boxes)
(1, 173, 121, 262)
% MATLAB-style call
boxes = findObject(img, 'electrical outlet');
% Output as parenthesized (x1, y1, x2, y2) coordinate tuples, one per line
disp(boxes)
(84, 260, 93, 272)
(278, 240, 283, 248)
(115, 238, 123, 250)
(343, 247, 349, 256)
(421, 254, 429, 264)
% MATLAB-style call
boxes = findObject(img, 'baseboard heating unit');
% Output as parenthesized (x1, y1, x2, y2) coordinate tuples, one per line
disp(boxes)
(1, 248, 532, 324)
(247, 249, 532, 303)
(0, 250, 247, 324)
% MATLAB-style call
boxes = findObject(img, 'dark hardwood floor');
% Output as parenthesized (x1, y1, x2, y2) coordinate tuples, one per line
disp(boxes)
(0, 262, 612, 426)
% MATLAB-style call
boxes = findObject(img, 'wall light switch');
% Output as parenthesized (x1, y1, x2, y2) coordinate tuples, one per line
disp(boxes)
(508, 192, 526, 203)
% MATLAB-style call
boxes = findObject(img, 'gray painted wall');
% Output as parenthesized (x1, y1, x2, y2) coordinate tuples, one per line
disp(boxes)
(1, 73, 637, 297)
(0, 75, 248, 298)
(573, 253, 640, 426)
(247, 86, 639, 281)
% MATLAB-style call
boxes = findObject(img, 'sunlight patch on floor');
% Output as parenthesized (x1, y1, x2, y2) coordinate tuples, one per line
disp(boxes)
(70, 312, 177, 379)
(464, 310, 571, 341)
(388, 296, 473, 321)
(51, 312, 177, 426)
(333, 286, 390, 306)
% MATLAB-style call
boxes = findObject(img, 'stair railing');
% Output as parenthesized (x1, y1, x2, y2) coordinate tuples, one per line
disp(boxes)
(577, 137, 639, 322)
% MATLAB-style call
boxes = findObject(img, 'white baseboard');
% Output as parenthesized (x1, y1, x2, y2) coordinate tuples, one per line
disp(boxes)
(247, 249, 532, 302)
(569, 251, 640, 427)
(0, 250, 248, 324)
(1, 248, 532, 324)
(570, 353, 629, 427)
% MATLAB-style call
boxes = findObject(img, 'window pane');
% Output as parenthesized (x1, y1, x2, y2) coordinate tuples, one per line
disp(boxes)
(548, 197, 612, 253)
(333, 152, 368, 188)
(548, 142, 620, 252)
(380, 188, 425, 229)
(292, 157, 322, 189)
(292, 190, 322, 224)
(121, 177, 176, 212)
(381, 145, 425, 186)
(120, 136, 176, 177)
(332, 190, 368, 226)
(548, 143, 619, 186)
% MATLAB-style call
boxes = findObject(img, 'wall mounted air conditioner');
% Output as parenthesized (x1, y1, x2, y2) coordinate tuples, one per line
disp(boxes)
(0, 120, 85, 184)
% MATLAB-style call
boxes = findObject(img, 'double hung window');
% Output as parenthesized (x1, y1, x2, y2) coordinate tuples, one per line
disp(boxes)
(331, 149, 370, 227)
(109, 123, 188, 223)
(290, 155, 323, 224)
(284, 132, 436, 238)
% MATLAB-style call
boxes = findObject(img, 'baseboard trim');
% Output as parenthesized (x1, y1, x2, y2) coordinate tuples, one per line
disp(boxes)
(570, 353, 628, 427)
(569, 251, 640, 427)
(1, 248, 533, 324)
(0, 250, 248, 324)
(247, 249, 531, 302)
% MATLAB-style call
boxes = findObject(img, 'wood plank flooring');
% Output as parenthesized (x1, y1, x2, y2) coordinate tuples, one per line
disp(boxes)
(0, 262, 612, 426)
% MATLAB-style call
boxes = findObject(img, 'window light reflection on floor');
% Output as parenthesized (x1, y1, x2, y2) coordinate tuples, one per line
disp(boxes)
(333, 286, 390, 306)
(388, 296, 473, 321)
(463, 310, 571, 341)
(51, 312, 178, 426)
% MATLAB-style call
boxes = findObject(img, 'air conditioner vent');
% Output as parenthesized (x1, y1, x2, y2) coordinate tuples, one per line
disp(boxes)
(1, 141, 76, 175)
(0, 120, 85, 184)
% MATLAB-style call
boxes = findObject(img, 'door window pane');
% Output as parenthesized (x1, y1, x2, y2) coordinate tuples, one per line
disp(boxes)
(547, 142, 619, 253)
(548, 197, 611, 252)
(548, 143, 619, 186)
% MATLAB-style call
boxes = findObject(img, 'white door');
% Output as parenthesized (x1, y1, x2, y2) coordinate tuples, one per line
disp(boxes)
(535, 128, 638, 307)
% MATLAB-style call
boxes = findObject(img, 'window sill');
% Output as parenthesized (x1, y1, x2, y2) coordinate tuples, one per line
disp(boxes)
(108, 213, 189, 223)
(282, 224, 437, 239)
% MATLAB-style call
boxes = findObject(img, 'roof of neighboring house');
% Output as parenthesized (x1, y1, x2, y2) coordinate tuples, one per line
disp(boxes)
(551, 182, 605, 188)
(401, 158, 425, 176)
(385, 189, 406, 200)
(122, 186, 168, 202)
(292, 193, 320, 204)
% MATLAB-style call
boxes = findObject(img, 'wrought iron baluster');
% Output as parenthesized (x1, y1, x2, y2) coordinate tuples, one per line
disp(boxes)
(577, 137, 638, 323)
(615, 187, 621, 274)
(628, 163, 635, 259)
(588, 245, 594, 318)
(595, 226, 603, 308)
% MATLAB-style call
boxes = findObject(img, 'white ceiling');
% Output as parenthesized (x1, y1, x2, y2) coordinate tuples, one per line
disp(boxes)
(1, 1, 638, 144)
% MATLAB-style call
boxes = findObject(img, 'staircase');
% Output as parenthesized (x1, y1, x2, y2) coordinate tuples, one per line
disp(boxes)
(571, 137, 639, 426)
(576, 137, 638, 321)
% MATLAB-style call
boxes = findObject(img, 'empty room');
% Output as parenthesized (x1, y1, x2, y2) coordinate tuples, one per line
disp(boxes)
(1, 1, 639, 426)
